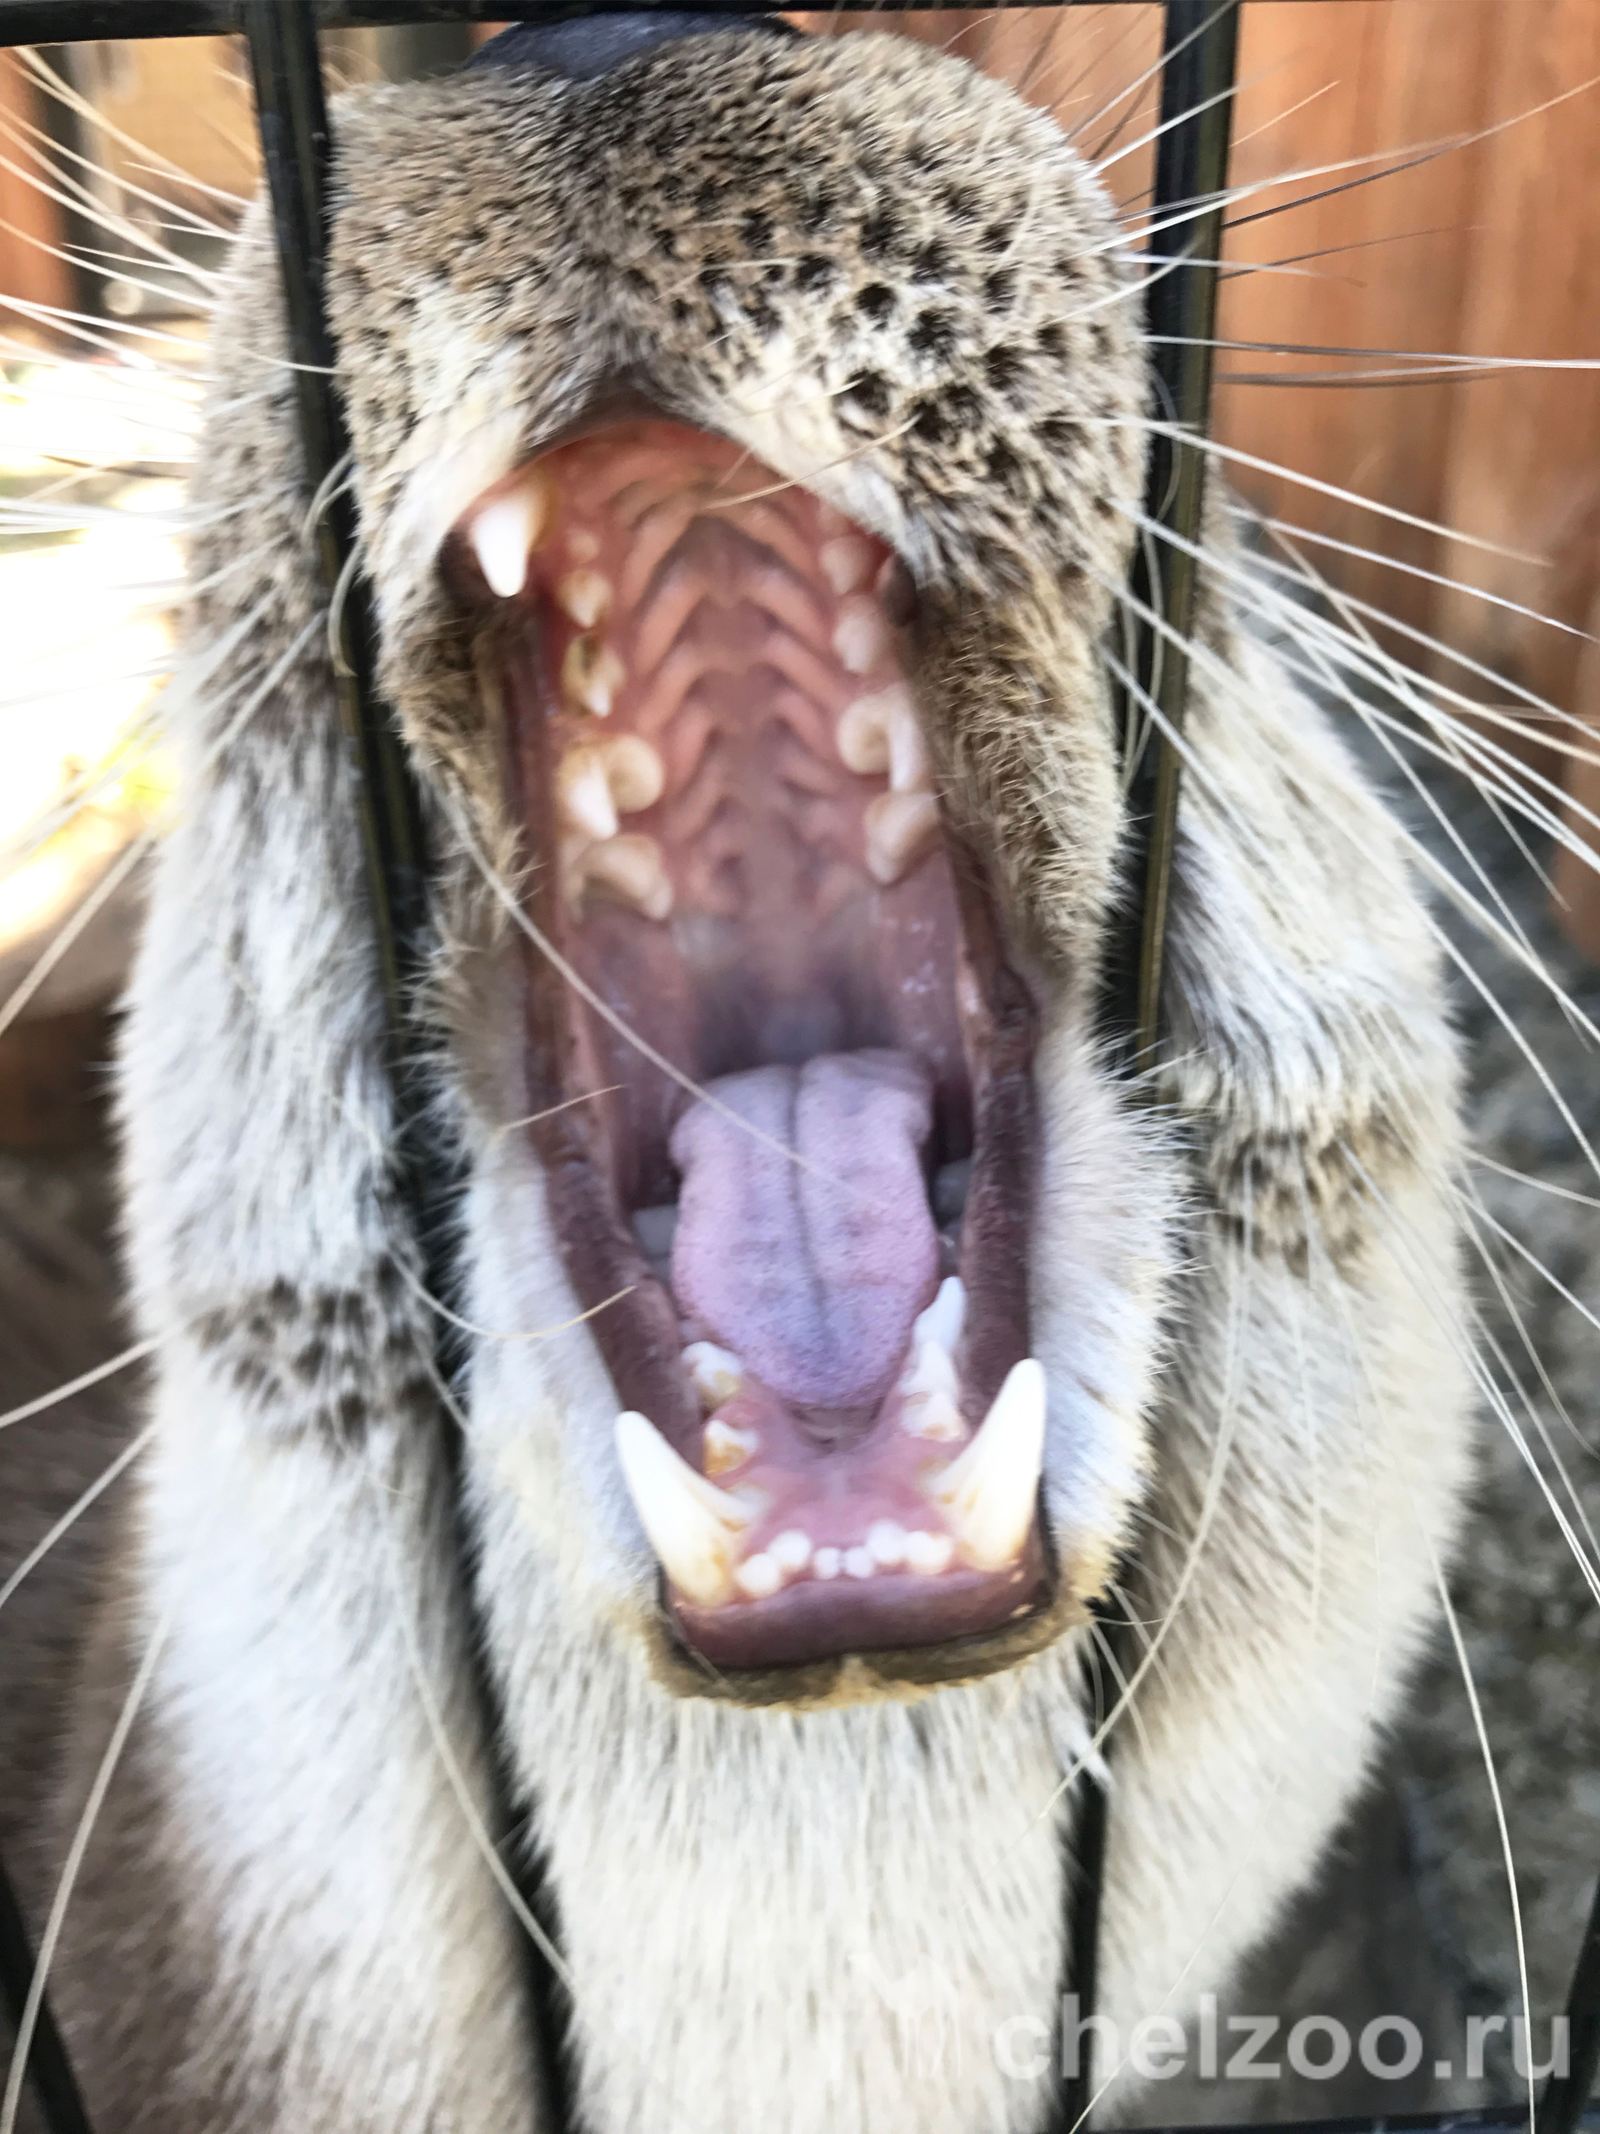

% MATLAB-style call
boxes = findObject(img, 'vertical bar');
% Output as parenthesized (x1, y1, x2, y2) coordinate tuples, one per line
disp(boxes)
(0, 1858, 92, 2134)
(1537, 1872, 1600, 2134)
(1114, 0, 1242, 1065)
(1066, 8, 1240, 2129)
(238, 8, 568, 2127)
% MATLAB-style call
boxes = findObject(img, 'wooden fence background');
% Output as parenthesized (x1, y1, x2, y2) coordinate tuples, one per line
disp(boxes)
(5, 1, 1599, 939)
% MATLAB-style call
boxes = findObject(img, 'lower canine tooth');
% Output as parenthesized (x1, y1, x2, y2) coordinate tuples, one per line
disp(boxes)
(864, 790, 940, 886)
(614, 1410, 753, 1607)
(584, 835, 673, 920)
(735, 1552, 783, 1600)
(930, 1359, 1046, 1572)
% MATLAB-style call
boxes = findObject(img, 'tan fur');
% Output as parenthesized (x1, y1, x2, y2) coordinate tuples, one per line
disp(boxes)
(6, 29, 1471, 2132)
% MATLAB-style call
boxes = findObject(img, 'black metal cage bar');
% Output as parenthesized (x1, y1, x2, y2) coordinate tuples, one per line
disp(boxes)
(1, 5, 1597, 2134)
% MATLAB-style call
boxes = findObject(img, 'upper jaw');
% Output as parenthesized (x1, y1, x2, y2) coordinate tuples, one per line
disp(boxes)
(444, 407, 1094, 1699)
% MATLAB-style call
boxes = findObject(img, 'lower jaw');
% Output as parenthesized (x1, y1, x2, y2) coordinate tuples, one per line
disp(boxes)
(462, 413, 1065, 1695)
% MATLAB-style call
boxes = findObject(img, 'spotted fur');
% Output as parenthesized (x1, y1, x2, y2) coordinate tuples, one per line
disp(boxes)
(11, 27, 1470, 2133)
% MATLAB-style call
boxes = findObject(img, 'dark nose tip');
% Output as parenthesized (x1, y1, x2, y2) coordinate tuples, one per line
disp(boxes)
(469, 12, 796, 86)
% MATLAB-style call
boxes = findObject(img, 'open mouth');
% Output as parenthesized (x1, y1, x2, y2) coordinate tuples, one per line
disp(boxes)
(453, 416, 1050, 1676)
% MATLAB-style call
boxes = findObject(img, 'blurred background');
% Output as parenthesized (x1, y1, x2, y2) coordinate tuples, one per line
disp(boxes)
(1, 5, 1597, 2122)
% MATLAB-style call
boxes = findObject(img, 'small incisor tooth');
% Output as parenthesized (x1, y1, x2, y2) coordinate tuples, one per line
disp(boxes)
(558, 568, 611, 628)
(613, 1410, 753, 1607)
(769, 1530, 812, 1574)
(734, 1552, 782, 1600)
(866, 1521, 907, 1569)
(930, 1358, 1045, 1572)
(562, 633, 625, 716)
(865, 790, 940, 887)
(813, 1546, 842, 1581)
(467, 474, 547, 600)
(582, 834, 673, 920)
(837, 685, 928, 793)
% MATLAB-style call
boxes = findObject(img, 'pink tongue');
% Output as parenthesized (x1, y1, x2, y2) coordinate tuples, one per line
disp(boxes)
(669, 1051, 940, 1409)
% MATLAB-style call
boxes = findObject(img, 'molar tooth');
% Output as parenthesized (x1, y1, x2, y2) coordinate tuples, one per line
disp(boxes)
(558, 568, 612, 628)
(703, 1418, 758, 1477)
(820, 534, 876, 596)
(812, 1545, 842, 1581)
(562, 633, 625, 717)
(603, 735, 665, 816)
(558, 745, 619, 842)
(914, 1276, 967, 1360)
(843, 1545, 876, 1580)
(685, 1341, 745, 1411)
(769, 1530, 813, 1574)
(864, 790, 940, 887)
(833, 593, 890, 676)
(837, 685, 926, 793)
(929, 1359, 1045, 1572)
(614, 1410, 753, 1607)
(735, 1551, 783, 1600)
(583, 834, 673, 921)
(467, 476, 547, 600)
(905, 1529, 956, 1576)
(866, 1521, 908, 1570)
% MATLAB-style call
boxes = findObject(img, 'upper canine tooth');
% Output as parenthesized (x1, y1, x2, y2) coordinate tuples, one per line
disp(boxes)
(833, 594, 890, 676)
(558, 568, 612, 628)
(685, 1340, 745, 1412)
(837, 685, 927, 793)
(582, 834, 673, 920)
(930, 1359, 1045, 1571)
(467, 476, 547, 600)
(562, 633, 625, 717)
(603, 735, 665, 816)
(864, 790, 940, 887)
(614, 1410, 754, 1607)
(558, 745, 619, 842)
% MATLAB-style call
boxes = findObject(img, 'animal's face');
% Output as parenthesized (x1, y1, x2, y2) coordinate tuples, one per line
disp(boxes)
(190, 20, 1178, 1703)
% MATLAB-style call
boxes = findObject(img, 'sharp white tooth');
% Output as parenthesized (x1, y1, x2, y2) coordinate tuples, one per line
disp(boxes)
(930, 1359, 1045, 1571)
(837, 685, 924, 791)
(614, 1410, 753, 1607)
(562, 634, 625, 717)
(468, 480, 545, 600)
(559, 568, 612, 628)
(685, 1341, 745, 1412)
(866, 1521, 908, 1569)
(769, 1529, 813, 1574)
(702, 1417, 758, 1476)
(833, 593, 890, 676)
(735, 1551, 783, 1600)
(843, 1545, 876, 1580)
(820, 534, 876, 596)
(583, 834, 673, 920)
(864, 790, 940, 887)
(914, 1276, 967, 1360)
(557, 746, 619, 842)
(812, 1545, 842, 1581)
(603, 735, 665, 816)
(905, 1529, 955, 1576)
